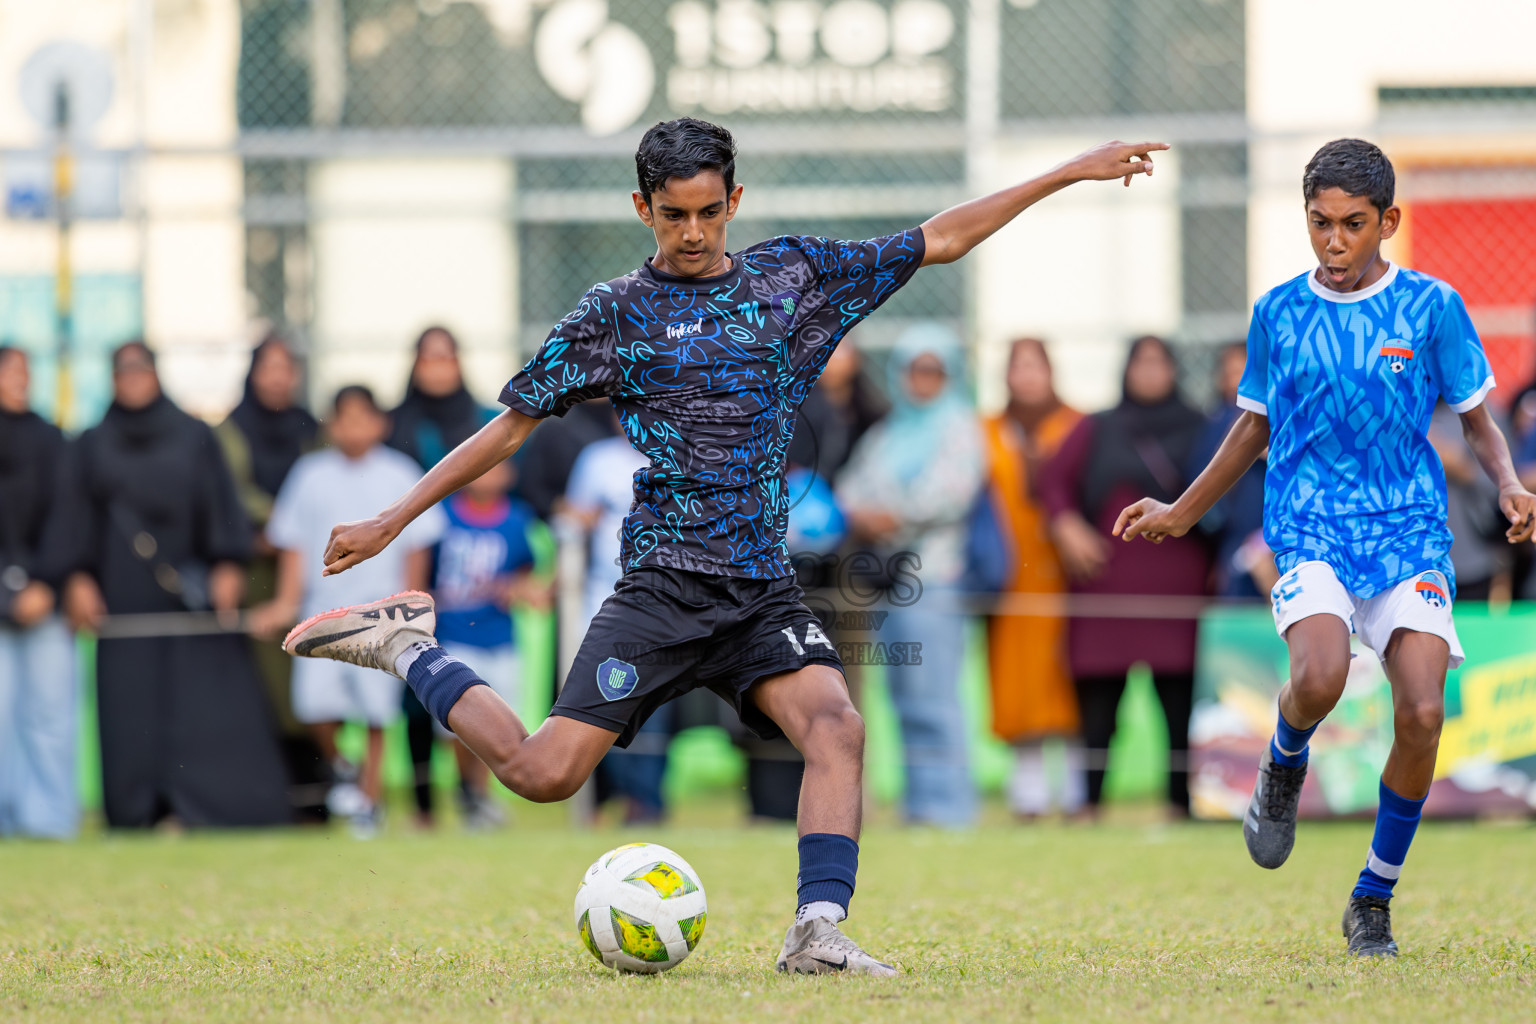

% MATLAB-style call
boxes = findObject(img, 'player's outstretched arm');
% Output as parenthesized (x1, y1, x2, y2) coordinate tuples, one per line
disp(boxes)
(918, 140, 1169, 267)
(321, 409, 540, 576)
(1459, 403, 1536, 543)
(1115, 410, 1269, 544)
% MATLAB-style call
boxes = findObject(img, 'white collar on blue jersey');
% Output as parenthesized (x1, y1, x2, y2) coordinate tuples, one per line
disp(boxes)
(1307, 261, 1399, 303)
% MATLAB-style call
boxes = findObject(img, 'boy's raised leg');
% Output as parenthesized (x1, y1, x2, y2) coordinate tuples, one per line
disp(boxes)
(284, 591, 617, 804)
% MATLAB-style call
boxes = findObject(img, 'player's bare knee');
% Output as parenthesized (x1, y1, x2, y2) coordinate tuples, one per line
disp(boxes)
(802, 703, 864, 763)
(1289, 647, 1349, 714)
(1395, 697, 1444, 746)
(492, 754, 579, 803)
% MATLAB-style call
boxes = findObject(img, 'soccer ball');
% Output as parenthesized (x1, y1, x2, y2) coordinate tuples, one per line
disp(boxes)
(573, 842, 707, 973)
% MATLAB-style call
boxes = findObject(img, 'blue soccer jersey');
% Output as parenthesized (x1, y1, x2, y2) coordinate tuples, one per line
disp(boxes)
(1237, 263, 1495, 598)
(500, 231, 925, 579)
(433, 494, 537, 649)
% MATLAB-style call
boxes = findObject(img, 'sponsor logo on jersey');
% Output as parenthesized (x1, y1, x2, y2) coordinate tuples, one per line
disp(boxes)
(596, 657, 640, 700)
(666, 319, 704, 340)
(1415, 571, 1449, 608)
(1381, 343, 1414, 374)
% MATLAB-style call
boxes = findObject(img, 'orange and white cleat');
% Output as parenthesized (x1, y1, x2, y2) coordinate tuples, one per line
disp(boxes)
(282, 591, 437, 678)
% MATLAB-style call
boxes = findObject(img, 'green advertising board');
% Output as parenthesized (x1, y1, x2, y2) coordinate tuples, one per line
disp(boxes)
(1192, 603, 1536, 820)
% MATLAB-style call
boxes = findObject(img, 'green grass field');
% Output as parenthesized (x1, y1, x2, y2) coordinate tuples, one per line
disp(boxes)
(3, 806, 1533, 1023)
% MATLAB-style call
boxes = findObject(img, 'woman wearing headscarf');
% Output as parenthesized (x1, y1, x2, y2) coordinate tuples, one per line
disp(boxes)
(55, 341, 289, 828)
(1037, 335, 1210, 818)
(388, 326, 498, 826)
(838, 324, 986, 827)
(389, 326, 496, 470)
(0, 347, 78, 837)
(217, 335, 319, 815)
(982, 338, 1087, 819)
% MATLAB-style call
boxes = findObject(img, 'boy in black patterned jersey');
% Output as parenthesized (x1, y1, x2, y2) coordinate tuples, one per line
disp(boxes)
(286, 118, 1167, 974)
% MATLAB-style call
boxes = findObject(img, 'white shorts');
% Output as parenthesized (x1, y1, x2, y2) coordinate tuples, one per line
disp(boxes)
(291, 658, 403, 728)
(433, 642, 519, 739)
(1269, 560, 1465, 668)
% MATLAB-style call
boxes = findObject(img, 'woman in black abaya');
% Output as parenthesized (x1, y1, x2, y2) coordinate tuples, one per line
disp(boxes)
(217, 335, 321, 815)
(58, 342, 289, 828)
(388, 327, 496, 825)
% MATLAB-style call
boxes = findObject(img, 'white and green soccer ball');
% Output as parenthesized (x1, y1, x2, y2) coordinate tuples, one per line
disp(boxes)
(574, 842, 707, 973)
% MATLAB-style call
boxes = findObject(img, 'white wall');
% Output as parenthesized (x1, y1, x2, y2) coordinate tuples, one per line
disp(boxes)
(972, 139, 1182, 413)
(0, 0, 248, 421)
(1246, 0, 1536, 300)
(309, 157, 517, 409)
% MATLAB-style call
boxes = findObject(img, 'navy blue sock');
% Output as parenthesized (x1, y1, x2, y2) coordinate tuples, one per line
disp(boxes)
(1352, 779, 1427, 900)
(1270, 707, 1320, 767)
(796, 833, 859, 914)
(403, 642, 487, 730)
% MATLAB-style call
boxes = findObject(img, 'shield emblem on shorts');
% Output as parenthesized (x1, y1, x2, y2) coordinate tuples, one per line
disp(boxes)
(1415, 572, 1449, 609)
(596, 658, 639, 701)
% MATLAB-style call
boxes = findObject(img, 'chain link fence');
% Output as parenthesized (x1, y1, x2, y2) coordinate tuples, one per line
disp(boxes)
(1, 1, 1533, 422)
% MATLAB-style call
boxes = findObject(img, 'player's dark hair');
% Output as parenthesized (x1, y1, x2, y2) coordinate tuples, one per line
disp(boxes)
(111, 339, 156, 372)
(332, 384, 380, 415)
(635, 117, 737, 205)
(1303, 139, 1395, 214)
(0, 344, 21, 366)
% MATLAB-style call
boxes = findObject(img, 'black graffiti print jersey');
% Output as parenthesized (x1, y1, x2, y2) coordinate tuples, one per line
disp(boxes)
(500, 230, 925, 579)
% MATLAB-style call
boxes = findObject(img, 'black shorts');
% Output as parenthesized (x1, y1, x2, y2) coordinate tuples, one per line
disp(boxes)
(550, 566, 844, 747)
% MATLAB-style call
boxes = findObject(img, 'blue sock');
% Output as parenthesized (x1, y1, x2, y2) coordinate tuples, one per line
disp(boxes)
(403, 642, 487, 729)
(796, 833, 859, 914)
(1270, 708, 1320, 767)
(1352, 779, 1427, 900)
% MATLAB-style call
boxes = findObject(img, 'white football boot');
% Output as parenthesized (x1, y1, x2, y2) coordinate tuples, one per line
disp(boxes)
(776, 917, 898, 977)
(283, 590, 437, 677)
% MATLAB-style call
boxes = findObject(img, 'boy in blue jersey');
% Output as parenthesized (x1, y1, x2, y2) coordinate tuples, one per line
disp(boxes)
(431, 458, 545, 828)
(1116, 139, 1536, 957)
(283, 117, 1167, 974)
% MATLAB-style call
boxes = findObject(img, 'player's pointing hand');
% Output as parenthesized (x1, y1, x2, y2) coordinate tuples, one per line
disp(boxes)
(321, 516, 397, 576)
(1062, 141, 1171, 188)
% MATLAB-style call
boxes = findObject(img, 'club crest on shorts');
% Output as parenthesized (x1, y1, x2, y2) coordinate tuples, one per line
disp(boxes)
(1414, 571, 1449, 608)
(596, 658, 639, 701)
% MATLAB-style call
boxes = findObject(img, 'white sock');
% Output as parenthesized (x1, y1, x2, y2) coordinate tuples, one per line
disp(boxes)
(393, 640, 436, 679)
(1060, 739, 1088, 814)
(1009, 741, 1049, 815)
(796, 901, 846, 924)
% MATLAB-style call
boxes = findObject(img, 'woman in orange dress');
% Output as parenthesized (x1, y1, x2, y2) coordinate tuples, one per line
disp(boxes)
(983, 338, 1085, 818)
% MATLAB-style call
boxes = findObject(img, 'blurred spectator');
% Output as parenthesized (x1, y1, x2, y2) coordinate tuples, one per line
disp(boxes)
(215, 335, 323, 816)
(0, 346, 77, 838)
(515, 400, 619, 521)
(255, 385, 445, 836)
(388, 326, 496, 466)
(387, 326, 496, 824)
(1189, 342, 1273, 598)
(56, 341, 288, 829)
(1429, 402, 1508, 604)
(981, 338, 1087, 819)
(432, 458, 545, 829)
(839, 324, 985, 827)
(1039, 335, 1210, 819)
(788, 340, 890, 479)
(563, 418, 674, 823)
